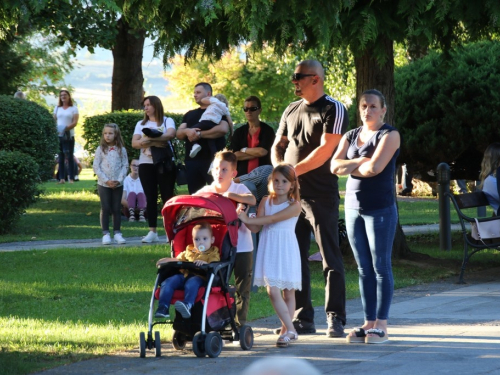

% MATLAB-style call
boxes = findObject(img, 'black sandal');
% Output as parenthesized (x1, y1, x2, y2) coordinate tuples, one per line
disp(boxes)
(346, 327, 366, 343)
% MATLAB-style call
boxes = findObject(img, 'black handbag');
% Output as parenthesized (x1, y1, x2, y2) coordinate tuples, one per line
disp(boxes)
(175, 162, 187, 186)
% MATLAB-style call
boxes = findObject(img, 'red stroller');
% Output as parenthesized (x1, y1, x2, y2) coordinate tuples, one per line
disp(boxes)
(139, 192, 254, 358)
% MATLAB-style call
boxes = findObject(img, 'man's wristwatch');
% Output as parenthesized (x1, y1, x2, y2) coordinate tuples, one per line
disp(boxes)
(196, 130, 201, 138)
(241, 147, 247, 153)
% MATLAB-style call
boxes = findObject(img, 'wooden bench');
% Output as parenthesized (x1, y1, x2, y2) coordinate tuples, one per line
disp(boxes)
(446, 191, 500, 283)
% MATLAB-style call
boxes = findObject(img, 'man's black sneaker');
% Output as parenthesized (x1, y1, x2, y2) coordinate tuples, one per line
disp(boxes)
(154, 307, 170, 319)
(326, 313, 344, 337)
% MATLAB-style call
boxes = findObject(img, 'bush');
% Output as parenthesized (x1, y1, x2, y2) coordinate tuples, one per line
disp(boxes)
(0, 95, 59, 181)
(0, 150, 41, 234)
(83, 111, 185, 163)
(394, 41, 500, 180)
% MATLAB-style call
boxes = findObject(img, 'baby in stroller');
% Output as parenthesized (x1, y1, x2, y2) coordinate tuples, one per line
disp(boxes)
(155, 221, 220, 319)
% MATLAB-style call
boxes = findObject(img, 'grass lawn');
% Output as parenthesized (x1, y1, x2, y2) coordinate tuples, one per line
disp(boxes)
(1, 170, 500, 374)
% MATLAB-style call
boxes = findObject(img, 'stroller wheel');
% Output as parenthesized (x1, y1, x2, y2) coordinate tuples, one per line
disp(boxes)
(154, 331, 162, 357)
(205, 332, 222, 358)
(139, 332, 146, 358)
(192, 331, 206, 358)
(172, 331, 187, 350)
(239, 325, 254, 350)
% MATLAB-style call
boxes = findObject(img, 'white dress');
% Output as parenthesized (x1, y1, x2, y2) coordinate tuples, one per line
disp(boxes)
(253, 199, 302, 290)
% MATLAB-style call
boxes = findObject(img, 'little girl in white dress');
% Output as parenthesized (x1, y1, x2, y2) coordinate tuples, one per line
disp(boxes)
(238, 163, 302, 348)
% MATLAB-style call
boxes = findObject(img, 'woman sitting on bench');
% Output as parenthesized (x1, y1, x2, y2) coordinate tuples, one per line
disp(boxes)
(479, 143, 500, 216)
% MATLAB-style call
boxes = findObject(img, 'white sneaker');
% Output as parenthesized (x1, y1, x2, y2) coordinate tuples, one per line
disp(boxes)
(102, 234, 112, 245)
(142, 231, 159, 243)
(189, 143, 202, 158)
(114, 233, 126, 244)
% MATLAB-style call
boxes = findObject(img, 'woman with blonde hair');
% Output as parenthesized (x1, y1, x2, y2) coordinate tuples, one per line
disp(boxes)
(479, 143, 500, 215)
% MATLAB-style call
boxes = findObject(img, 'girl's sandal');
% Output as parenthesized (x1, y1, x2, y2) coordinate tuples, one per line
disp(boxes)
(365, 328, 389, 344)
(276, 331, 298, 348)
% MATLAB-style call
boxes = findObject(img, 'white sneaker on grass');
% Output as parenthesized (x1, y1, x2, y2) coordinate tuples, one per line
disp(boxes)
(102, 234, 112, 245)
(142, 231, 159, 243)
(189, 143, 202, 158)
(114, 233, 126, 244)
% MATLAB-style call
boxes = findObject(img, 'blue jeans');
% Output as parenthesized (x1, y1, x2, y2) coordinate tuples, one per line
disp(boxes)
(158, 274, 205, 309)
(345, 205, 397, 321)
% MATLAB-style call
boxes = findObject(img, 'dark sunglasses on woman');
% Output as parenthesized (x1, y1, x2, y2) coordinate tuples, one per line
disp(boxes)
(243, 106, 260, 112)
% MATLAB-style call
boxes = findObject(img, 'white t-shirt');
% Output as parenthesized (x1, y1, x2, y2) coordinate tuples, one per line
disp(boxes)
(123, 174, 144, 195)
(196, 181, 253, 253)
(53, 106, 79, 137)
(133, 117, 176, 164)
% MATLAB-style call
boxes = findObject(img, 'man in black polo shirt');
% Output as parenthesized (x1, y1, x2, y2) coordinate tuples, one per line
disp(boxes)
(176, 82, 229, 193)
(272, 60, 349, 338)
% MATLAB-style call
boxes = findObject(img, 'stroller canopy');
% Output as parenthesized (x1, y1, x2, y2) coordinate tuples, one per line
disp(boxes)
(161, 192, 239, 247)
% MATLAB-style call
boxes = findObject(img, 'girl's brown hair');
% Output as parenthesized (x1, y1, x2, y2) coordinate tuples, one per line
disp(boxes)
(141, 95, 164, 126)
(479, 143, 500, 189)
(100, 123, 125, 155)
(268, 163, 300, 202)
(57, 89, 74, 107)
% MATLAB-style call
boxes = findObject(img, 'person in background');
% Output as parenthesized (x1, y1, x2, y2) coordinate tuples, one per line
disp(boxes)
(176, 82, 229, 194)
(272, 59, 349, 338)
(331, 89, 400, 344)
(234, 164, 274, 205)
(54, 89, 79, 184)
(14, 91, 26, 99)
(93, 123, 129, 245)
(54, 155, 82, 182)
(478, 143, 500, 215)
(230, 96, 275, 177)
(122, 159, 147, 222)
(132, 95, 176, 243)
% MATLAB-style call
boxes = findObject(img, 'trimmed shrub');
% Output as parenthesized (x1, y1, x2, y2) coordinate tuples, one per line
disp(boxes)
(0, 95, 59, 181)
(394, 41, 500, 180)
(83, 111, 185, 163)
(0, 150, 41, 234)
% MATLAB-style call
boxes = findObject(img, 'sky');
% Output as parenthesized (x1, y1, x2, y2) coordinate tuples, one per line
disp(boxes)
(51, 39, 170, 113)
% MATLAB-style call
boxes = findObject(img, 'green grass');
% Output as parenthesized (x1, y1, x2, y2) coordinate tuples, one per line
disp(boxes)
(2, 171, 500, 374)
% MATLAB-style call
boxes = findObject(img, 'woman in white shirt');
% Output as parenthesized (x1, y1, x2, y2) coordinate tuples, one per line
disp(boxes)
(53, 89, 79, 184)
(479, 143, 500, 215)
(132, 96, 176, 243)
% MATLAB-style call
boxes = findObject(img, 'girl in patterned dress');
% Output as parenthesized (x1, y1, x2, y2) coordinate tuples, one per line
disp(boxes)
(238, 163, 302, 348)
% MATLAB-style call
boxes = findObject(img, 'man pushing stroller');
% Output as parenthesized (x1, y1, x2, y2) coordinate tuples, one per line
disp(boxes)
(155, 221, 220, 319)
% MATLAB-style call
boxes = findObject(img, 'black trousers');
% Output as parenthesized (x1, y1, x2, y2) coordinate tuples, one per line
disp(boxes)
(186, 159, 214, 194)
(97, 185, 123, 233)
(139, 163, 176, 228)
(58, 137, 75, 180)
(294, 196, 347, 325)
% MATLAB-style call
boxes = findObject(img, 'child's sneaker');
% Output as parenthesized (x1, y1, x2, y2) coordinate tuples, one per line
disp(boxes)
(174, 301, 192, 319)
(114, 233, 126, 244)
(128, 208, 135, 222)
(102, 234, 112, 245)
(189, 143, 202, 158)
(154, 307, 170, 319)
(142, 231, 159, 243)
(138, 210, 146, 222)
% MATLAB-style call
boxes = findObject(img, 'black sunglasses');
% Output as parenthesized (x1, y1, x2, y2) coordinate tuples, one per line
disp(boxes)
(243, 106, 260, 112)
(291, 73, 316, 81)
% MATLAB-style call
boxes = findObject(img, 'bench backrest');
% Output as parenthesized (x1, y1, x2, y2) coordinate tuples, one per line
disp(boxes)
(452, 192, 490, 210)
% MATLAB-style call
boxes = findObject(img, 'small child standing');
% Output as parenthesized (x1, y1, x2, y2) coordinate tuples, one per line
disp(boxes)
(189, 94, 234, 158)
(238, 163, 302, 348)
(121, 159, 147, 222)
(155, 221, 220, 319)
(196, 151, 256, 326)
(93, 123, 129, 245)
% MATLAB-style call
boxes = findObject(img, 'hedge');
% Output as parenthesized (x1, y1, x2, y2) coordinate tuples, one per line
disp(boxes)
(0, 150, 41, 234)
(0, 95, 59, 181)
(394, 40, 500, 180)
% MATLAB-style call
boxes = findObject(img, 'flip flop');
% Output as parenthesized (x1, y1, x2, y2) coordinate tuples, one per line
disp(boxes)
(276, 331, 298, 348)
(365, 328, 389, 344)
(346, 327, 366, 343)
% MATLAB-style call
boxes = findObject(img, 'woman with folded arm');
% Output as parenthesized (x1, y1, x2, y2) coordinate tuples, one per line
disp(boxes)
(478, 143, 500, 216)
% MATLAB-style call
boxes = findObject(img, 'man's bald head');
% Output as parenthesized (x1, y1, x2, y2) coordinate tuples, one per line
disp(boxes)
(297, 60, 325, 81)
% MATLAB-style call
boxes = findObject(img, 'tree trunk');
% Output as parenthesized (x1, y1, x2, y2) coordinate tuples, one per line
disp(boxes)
(111, 18, 145, 111)
(354, 36, 411, 258)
